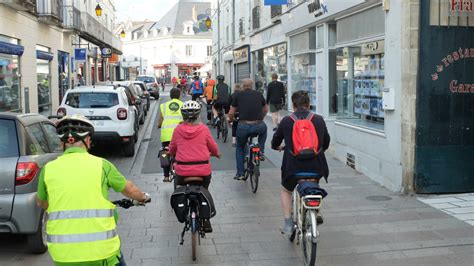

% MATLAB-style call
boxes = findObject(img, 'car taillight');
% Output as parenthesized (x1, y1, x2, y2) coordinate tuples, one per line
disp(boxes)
(57, 107, 66, 117)
(117, 108, 128, 120)
(16, 162, 39, 186)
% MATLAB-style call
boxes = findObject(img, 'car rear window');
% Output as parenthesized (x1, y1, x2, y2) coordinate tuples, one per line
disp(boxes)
(137, 76, 155, 83)
(0, 119, 19, 158)
(65, 92, 119, 108)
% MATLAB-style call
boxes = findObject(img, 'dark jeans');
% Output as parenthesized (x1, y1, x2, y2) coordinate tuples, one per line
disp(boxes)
(192, 93, 202, 101)
(206, 100, 213, 122)
(232, 120, 238, 138)
(162, 141, 170, 177)
(235, 121, 267, 175)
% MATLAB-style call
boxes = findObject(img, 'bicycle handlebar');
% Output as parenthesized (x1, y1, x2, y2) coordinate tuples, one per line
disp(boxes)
(112, 197, 151, 209)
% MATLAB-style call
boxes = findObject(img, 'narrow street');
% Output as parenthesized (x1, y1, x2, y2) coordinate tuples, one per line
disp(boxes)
(1, 88, 473, 265)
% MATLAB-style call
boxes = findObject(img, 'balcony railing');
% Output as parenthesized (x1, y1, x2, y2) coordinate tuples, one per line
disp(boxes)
(79, 12, 122, 53)
(37, 0, 63, 25)
(61, 5, 80, 31)
(252, 6, 260, 30)
(0, 0, 36, 13)
(271, 5, 282, 18)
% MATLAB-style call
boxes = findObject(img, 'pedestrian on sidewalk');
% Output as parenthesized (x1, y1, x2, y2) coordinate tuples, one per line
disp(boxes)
(157, 88, 184, 182)
(271, 90, 330, 234)
(229, 78, 268, 180)
(230, 83, 242, 147)
(36, 115, 150, 265)
(266, 73, 286, 131)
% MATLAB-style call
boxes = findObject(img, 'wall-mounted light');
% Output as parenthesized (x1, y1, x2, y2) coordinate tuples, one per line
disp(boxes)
(120, 30, 126, 39)
(205, 17, 212, 29)
(95, 4, 103, 17)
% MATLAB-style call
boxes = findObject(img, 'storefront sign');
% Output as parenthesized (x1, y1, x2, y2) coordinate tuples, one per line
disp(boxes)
(362, 41, 384, 55)
(101, 47, 112, 58)
(74, 48, 86, 61)
(0, 41, 24, 56)
(450, 0, 474, 14)
(308, 0, 328, 17)
(234, 47, 249, 64)
(431, 47, 474, 93)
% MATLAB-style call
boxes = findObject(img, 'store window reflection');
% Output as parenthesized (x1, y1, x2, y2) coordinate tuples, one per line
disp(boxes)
(0, 36, 21, 112)
(37, 45, 52, 116)
(254, 43, 287, 102)
(290, 53, 316, 111)
(336, 40, 385, 131)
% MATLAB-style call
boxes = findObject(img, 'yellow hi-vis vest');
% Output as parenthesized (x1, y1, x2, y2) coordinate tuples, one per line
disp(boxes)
(160, 99, 183, 142)
(44, 152, 120, 263)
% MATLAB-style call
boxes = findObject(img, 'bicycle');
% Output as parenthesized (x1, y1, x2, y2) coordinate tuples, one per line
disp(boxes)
(243, 134, 263, 193)
(288, 175, 325, 266)
(215, 107, 228, 143)
(176, 177, 214, 261)
(159, 146, 177, 190)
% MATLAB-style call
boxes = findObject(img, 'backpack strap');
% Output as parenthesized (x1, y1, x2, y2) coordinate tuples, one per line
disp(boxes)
(306, 113, 315, 121)
(289, 113, 299, 122)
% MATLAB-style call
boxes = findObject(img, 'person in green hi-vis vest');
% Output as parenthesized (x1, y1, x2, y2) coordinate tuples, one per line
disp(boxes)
(36, 115, 151, 266)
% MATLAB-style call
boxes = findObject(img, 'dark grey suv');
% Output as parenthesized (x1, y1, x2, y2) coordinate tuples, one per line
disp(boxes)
(0, 112, 61, 253)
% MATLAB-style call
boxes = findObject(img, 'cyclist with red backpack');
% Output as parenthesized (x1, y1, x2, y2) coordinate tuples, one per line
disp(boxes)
(271, 90, 330, 235)
(191, 76, 204, 101)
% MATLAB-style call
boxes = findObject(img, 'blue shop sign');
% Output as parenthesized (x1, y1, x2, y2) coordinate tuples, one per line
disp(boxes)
(264, 0, 288, 5)
(36, 50, 54, 61)
(0, 41, 24, 56)
(74, 48, 87, 61)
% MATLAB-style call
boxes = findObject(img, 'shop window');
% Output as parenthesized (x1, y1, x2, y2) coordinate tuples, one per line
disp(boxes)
(58, 51, 70, 103)
(0, 35, 21, 112)
(336, 40, 385, 131)
(37, 45, 51, 116)
(290, 53, 316, 112)
(254, 43, 288, 98)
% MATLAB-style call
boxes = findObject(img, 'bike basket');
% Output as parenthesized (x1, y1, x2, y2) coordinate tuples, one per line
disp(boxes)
(158, 149, 171, 168)
(170, 186, 188, 223)
(186, 186, 216, 219)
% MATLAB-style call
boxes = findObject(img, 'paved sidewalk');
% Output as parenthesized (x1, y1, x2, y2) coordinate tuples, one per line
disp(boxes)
(113, 157, 474, 265)
(417, 194, 474, 226)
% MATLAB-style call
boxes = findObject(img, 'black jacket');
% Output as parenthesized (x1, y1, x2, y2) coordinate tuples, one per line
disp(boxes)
(266, 81, 285, 104)
(271, 109, 330, 180)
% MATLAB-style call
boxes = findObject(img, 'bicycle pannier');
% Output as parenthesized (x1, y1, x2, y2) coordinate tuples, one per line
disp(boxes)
(158, 149, 170, 168)
(170, 186, 188, 223)
(187, 186, 216, 219)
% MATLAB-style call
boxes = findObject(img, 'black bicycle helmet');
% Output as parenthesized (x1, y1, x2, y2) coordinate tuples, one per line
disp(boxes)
(217, 75, 225, 81)
(181, 100, 202, 121)
(56, 115, 94, 146)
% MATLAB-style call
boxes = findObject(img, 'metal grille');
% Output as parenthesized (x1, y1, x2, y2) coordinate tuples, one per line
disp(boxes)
(252, 6, 260, 30)
(346, 153, 355, 169)
(36, 0, 63, 21)
(271, 5, 282, 18)
(430, 0, 474, 27)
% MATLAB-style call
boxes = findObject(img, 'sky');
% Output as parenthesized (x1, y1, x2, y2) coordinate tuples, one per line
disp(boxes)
(115, 0, 179, 22)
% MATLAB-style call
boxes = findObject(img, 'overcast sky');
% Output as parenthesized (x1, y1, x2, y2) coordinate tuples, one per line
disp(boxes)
(115, 0, 179, 22)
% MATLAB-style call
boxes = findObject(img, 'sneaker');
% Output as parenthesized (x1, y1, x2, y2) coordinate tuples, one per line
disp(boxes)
(316, 211, 324, 225)
(163, 176, 171, 182)
(203, 219, 213, 233)
(234, 174, 245, 180)
(280, 222, 295, 235)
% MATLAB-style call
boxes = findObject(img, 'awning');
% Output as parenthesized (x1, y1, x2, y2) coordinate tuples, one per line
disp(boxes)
(0, 41, 24, 56)
(36, 50, 54, 61)
(196, 64, 212, 73)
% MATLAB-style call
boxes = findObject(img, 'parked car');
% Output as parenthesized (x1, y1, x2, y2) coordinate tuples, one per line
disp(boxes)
(132, 81, 150, 112)
(137, 75, 160, 99)
(0, 112, 62, 253)
(57, 85, 138, 156)
(113, 81, 146, 125)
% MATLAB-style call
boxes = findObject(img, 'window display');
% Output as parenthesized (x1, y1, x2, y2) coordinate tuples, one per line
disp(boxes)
(0, 36, 21, 112)
(336, 40, 385, 130)
(254, 43, 287, 103)
(291, 53, 316, 111)
(37, 45, 51, 116)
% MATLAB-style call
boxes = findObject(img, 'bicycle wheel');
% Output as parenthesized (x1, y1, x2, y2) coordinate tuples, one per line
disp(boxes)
(222, 118, 228, 143)
(244, 157, 252, 181)
(250, 163, 259, 193)
(302, 211, 318, 266)
(216, 122, 220, 139)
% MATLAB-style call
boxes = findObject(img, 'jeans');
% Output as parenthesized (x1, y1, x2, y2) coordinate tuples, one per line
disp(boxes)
(162, 141, 170, 177)
(235, 121, 267, 175)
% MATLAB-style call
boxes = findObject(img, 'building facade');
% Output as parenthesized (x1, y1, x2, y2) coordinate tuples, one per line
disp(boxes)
(117, 0, 212, 81)
(0, 0, 122, 116)
(212, 0, 474, 193)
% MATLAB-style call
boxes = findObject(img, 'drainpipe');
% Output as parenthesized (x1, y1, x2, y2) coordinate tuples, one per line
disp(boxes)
(217, 0, 221, 75)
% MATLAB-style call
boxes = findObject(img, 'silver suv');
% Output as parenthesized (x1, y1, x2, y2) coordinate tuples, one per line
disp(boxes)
(0, 112, 61, 253)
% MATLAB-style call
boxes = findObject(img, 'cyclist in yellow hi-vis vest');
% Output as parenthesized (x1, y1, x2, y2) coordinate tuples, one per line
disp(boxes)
(36, 115, 151, 266)
(157, 88, 184, 182)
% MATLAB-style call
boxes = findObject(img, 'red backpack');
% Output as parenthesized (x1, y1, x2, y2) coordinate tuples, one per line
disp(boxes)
(289, 113, 320, 160)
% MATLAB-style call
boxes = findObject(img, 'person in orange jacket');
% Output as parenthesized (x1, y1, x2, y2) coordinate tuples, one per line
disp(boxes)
(203, 76, 216, 125)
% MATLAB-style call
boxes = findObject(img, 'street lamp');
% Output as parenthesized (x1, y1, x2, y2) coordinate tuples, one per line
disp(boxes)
(205, 17, 212, 29)
(120, 30, 126, 39)
(95, 4, 103, 17)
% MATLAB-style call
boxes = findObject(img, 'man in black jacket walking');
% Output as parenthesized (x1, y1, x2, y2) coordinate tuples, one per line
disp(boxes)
(266, 73, 286, 131)
(271, 90, 330, 235)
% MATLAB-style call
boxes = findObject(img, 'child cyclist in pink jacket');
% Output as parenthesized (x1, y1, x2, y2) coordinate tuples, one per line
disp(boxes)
(169, 100, 221, 189)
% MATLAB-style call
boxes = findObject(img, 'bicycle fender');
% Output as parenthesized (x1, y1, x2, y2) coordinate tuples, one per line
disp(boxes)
(309, 210, 318, 243)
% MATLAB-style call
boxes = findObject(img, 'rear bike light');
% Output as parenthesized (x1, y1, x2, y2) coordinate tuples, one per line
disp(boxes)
(57, 107, 66, 117)
(251, 147, 260, 153)
(117, 108, 128, 120)
(305, 199, 321, 207)
(16, 162, 39, 186)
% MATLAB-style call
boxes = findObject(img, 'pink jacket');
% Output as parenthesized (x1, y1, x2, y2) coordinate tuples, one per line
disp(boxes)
(169, 123, 219, 177)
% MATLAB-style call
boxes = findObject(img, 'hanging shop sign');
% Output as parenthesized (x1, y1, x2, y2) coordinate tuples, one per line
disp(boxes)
(308, 0, 328, 18)
(234, 46, 249, 64)
(74, 48, 86, 61)
(101, 47, 113, 58)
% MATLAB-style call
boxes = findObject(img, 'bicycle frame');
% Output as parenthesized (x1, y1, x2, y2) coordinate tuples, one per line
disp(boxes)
(292, 189, 322, 244)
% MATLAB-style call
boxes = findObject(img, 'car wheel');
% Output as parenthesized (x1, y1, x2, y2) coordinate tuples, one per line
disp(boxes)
(123, 140, 135, 157)
(27, 210, 48, 254)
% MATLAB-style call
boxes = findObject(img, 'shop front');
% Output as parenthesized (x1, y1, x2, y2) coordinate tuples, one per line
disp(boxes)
(36, 45, 53, 116)
(254, 43, 287, 93)
(58, 50, 70, 103)
(177, 64, 203, 77)
(234, 46, 250, 84)
(0, 36, 23, 112)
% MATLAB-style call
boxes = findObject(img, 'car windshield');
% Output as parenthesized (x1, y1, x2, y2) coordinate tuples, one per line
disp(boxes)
(136, 76, 155, 83)
(65, 92, 119, 108)
(0, 119, 19, 158)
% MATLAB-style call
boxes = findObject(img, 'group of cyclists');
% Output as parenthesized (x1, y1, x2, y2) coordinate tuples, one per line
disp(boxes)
(35, 73, 330, 265)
